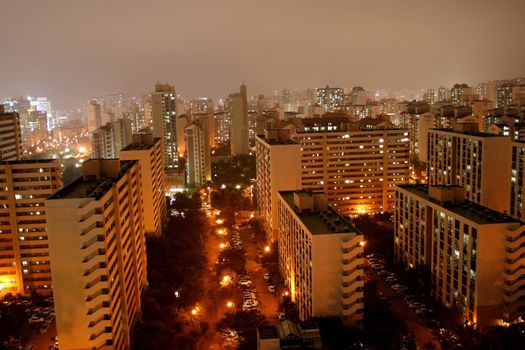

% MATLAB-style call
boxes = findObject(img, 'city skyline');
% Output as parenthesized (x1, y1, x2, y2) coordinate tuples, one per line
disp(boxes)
(2, 0, 525, 109)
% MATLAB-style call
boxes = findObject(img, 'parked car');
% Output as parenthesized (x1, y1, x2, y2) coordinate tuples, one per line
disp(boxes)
(268, 285, 276, 293)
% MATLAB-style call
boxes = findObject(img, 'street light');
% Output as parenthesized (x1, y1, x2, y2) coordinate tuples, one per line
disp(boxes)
(220, 274, 232, 286)
(219, 243, 226, 249)
(226, 301, 234, 308)
(216, 219, 224, 225)
(264, 245, 271, 253)
(359, 240, 367, 247)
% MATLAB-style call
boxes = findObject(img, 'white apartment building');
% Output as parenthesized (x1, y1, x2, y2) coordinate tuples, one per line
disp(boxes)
(395, 185, 525, 327)
(91, 119, 132, 159)
(120, 133, 167, 237)
(277, 191, 364, 324)
(185, 123, 211, 187)
(45, 159, 147, 349)
(0, 105, 22, 161)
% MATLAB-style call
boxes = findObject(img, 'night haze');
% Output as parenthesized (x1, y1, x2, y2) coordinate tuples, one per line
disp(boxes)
(1, 0, 525, 108)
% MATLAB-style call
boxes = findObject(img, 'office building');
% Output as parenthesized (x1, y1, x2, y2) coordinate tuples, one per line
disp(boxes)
(120, 133, 166, 237)
(151, 83, 178, 168)
(185, 123, 211, 187)
(277, 191, 364, 324)
(45, 159, 147, 350)
(394, 185, 525, 327)
(230, 84, 249, 156)
(0, 105, 22, 161)
(91, 119, 132, 159)
(316, 86, 345, 111)
(0, 160, 62, 296)
(427, 125, 512, 213)
(255, 130, 301, 242)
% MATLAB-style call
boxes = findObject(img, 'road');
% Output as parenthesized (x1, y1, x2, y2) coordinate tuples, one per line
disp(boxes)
(367, 270, 441, 350)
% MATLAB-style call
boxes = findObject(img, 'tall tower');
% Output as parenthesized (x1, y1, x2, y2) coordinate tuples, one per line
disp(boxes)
(86, 101, 103, 133)
(151, 83, 178, 168)
(185, 123, 211, 187)
(0, 105, 22, 161)
(230, 84, 249, 156)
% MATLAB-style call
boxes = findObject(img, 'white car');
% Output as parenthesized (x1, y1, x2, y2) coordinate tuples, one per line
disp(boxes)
(268, 285, 276, 293)
(263, 273, 270, 280)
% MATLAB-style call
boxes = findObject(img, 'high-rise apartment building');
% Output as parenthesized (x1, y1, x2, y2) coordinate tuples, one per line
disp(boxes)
(151, 83, 178, 168)
(394, 185, 525, 327)
(277, 191, 364, 324)
(87, 101, 103, 133)
(0, 105, 22, 161)
(185, 123, 211, 187)
(510, 141, 525, 220)
(293, 124, 410, 216)
(316, 86, 345, 111)
(437, 87, 451, 102)
(427, 125, 512, 213)
(230, 84, 249, 156)
(0, 160, 62, 296)
(45, 159, 147, 350)
(120, 133, 166, 237)
(91, 119, 132, 159)
(255, 130, 302, 242)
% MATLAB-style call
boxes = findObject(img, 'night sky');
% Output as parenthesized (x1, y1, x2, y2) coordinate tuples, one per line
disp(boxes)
(1, 0, 525, 108)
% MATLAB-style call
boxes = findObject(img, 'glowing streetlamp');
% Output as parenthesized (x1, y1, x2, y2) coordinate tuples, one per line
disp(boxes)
(216, 219, 224, 225)
(220, 274, 232, 286)
(219, 243, 226, 249)
(226, 301, 234, 308)
(264, 245, 271, 253)
(359, 240, 367, 247)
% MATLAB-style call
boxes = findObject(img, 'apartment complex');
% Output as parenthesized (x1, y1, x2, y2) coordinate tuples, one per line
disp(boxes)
(427, 125, 512, 213)
(293, 126, 410, 216)
(0, 105, 22, 161)
(511, 141, 525, 220)
(45, 159, 147, 349)
(120, 133, 166, 237)
(185, 123, 211, 187)
(255, 130, 302, 242)
(394, 185, 525, 327)
(0, 160, 62, 296)
(277, 191, 364, 324)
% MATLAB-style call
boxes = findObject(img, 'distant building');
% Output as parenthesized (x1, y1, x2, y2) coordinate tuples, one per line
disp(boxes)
(0, 105, 22, 161)
(185, 123, 211, 187)
(91, 119, 132, 159)
(120, 133, 167, 237)
(86, 100, 103, 133)
(0, 159, 62, 296)
(316, 86, 345, 111)
(46, 159, 147, 349)
(255, 130, 301, 242)
(427, 125, 512, 213)
(394, 185, 525, 327)
(278, 191, 364, 324)
(151, 83, 178, 168)
(230, 84, 250, 156)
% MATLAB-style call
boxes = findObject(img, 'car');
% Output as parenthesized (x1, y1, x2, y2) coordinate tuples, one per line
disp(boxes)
(263, 273, 270, 280)
(278, 312, 286, 320)
(268, 285, 276, 293)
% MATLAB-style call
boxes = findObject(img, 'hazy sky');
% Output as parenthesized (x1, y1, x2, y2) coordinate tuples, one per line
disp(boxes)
(1, 0, 525, 109)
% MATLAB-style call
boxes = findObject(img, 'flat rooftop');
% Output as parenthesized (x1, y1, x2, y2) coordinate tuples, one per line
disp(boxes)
(430, 128, 504, 138)
(49, 160, 136, 200)
(0, 159, 58, 166)
(256, 135, 298, 145)
(279, 190, 358, 235)
(398, 185, 522, 225)
(121, 141, 158, 151)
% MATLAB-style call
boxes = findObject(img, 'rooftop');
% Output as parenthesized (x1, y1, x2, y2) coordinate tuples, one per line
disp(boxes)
(49, 160, 137, 200)
(257, 325, 278, 340)
(398, 185, 522, 225)
(279, 190, 358, 235)
(430, 128, 504, 138)
(0, 159, 58, 166)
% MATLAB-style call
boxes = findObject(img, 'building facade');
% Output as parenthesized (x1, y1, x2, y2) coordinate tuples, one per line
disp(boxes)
(0, 105, 22, 161)
(230, 84, 249, 156)
(427, 126, 512, 213)
(277, 191, 364, 324)
(91, 119, 132, 159)
(316, 86, 344, 112)
(0, 160, 62, 296)
(293, 127, 410, 216)
(120, 133, 166, 237)
(185, 123, 211, 188)
(151, 83, 178, 168)
(394, 185, 525, 327)
(45, 159, 147, 349)
(255, 130, 302, 242)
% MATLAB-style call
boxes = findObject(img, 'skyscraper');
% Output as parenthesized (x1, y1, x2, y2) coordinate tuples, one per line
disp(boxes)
(0, 159, 62, 296)
(91, 119, 133, 159)
(46, 159, 147, 349)
(230, 84, 249, 156)
(151, 83, 178, 168)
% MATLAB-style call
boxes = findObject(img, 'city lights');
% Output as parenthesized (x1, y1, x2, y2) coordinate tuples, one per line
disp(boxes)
(220, 274, 232, 286)
(264, 245, 271, 253)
